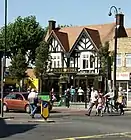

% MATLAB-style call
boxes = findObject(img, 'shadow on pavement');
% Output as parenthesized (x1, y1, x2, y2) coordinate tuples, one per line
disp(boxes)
(0, 119, 37, 138)
(50, 110, 61, 113)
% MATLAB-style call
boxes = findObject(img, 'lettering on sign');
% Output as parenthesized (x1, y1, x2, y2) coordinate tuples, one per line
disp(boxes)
(113, 72, 130, 80)
(52, 68, 77, 73)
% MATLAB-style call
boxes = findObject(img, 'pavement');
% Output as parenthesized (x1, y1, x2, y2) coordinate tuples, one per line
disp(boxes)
(1, 105, 131, 140)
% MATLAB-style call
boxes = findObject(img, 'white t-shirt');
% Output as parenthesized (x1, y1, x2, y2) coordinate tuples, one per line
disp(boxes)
(77, 88, 84, 95)
(90, 90, 98, 103)
(105, 91, 114, 99)
(28, 91, 38, 99)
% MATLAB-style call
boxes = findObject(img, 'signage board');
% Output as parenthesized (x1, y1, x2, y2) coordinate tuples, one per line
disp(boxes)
(112, 72, 130, 81)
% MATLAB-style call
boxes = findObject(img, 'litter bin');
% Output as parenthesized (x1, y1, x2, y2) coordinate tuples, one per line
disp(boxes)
(40, 100, 49, 120)
(38, 95, 50, 120)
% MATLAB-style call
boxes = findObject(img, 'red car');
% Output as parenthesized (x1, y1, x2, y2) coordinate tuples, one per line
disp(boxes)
(2, 92, 30, 113)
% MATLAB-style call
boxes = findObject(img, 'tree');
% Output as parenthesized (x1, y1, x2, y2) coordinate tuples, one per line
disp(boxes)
(99, 41, 114, 92)
(35, 41, 50, 92)
(58, 24, 73, 28)
(0, 16, 45, 64)
(99, 42, 110, 77)
(9, 49, 28, 91)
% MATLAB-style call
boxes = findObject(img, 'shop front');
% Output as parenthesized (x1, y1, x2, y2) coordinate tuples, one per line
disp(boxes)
(115, 72, 131, 107)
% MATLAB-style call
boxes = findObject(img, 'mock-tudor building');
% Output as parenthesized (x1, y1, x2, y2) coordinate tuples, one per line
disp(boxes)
(45, 13, 129, 95)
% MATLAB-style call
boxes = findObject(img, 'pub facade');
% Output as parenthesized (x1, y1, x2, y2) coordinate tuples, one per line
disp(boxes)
(45, 13, 129, 96)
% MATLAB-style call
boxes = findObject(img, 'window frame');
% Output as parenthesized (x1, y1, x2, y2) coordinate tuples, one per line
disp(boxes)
(80, 52, 95, 70)
(125, 53, 131, 67)
(116, 54, 122, 67)
(51, 53, 61, 68)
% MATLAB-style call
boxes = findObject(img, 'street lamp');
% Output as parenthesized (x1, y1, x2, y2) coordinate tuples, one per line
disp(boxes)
(108, 6, 119, 98)
(1, 0, 7, 117)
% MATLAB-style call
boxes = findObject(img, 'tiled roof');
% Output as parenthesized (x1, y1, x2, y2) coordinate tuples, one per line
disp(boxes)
(46, 22, 116, 52)
(84, 28, 101, 49)
(54, 30, 70, 52)
(126, 28, 131, 37)
(85, 23, 115, 43)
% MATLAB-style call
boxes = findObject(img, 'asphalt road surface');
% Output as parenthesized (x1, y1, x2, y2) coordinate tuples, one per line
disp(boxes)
(1, 111, 131, 140)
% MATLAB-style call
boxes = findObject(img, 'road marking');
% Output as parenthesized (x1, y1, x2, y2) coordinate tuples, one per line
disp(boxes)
(54, 132, 131, 140)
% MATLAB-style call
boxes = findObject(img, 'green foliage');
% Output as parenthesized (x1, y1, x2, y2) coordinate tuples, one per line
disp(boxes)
(9, 49, 28, 81)
(99, 42, 110, 77)
(58, 24, 73, 28)
(35, 41, 50, 78)
(0, 16, 45, 64)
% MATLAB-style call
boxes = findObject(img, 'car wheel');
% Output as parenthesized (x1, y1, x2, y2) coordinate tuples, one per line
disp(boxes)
(3, 104, 8, 112)
(25, 105, 30, 113)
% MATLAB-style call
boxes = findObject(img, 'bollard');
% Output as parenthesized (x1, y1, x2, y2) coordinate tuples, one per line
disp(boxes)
(41, 100, 49, 120)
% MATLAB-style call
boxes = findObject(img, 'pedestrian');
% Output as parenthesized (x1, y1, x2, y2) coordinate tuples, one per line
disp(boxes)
(116, 87, 125, 115)
(104, 88, 114, 113)
(77, 87, 84, 102)
(28, 88, 38, 118)
(86, 87, 98, 116)
(96, 90, 105, 117)
(70, 86, 76, 102)
(65, 88, 71, 108)
(50, 88, 56, 105)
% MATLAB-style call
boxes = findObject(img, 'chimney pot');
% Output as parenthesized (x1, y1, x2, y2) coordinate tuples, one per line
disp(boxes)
(48, 20, 56, 34)
(116, 13, 124, 27)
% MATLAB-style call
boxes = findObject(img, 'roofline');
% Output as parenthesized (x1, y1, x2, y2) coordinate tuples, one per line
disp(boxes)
(69, 28, 99, 55)
(47, 30, 66, 53)
(84, 28, 99, 51)
(60, 22, 115, 29)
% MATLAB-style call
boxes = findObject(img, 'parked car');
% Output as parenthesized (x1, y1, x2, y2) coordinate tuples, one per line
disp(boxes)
(2, 92, 31, 113)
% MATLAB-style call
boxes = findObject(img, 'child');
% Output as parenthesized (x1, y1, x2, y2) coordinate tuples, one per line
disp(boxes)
(96, 90, 105, 117)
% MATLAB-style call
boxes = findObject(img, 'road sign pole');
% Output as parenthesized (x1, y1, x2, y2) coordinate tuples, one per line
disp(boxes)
(1, 57, 4, 117)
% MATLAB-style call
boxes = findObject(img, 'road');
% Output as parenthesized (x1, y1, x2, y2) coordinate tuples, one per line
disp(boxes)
(1, 109, 131, 140)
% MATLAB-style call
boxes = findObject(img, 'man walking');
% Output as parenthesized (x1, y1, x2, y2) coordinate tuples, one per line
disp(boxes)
(104, 88, 114, 113)
(28, 88, 38, 118)
(86, 87, 98, 116)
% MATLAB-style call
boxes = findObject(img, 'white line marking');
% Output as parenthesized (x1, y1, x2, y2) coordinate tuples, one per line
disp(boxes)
(54, 132, 131, 140)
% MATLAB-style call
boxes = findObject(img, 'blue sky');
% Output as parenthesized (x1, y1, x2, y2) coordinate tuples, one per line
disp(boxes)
(0, 0, 131, 28)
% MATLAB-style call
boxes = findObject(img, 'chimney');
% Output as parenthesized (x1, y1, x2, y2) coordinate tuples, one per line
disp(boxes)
(48, 20, 56, 34)
(116, 13, 127, 37)
(116, 13, 124, 27)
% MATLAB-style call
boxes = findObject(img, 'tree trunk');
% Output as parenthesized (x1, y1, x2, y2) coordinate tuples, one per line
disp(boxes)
(39, 76, 43, 93)
(18, 80, 21, 92)
(21, 78, 24, 91)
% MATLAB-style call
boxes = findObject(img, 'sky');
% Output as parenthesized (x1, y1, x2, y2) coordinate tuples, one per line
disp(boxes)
(0, 0, 131, 28)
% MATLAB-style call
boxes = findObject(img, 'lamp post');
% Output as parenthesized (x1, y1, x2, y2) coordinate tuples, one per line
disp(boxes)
(1, 0, 7, 117)
(108, 6, 118, 98)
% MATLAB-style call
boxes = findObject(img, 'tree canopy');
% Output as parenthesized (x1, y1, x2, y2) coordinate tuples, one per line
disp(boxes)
(35, 41, 50, 92)
(0, 15, 45, 64)
(9, 49, 28, 81)
(99, 41, 110, 77)
(35, 41, 50, 77)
